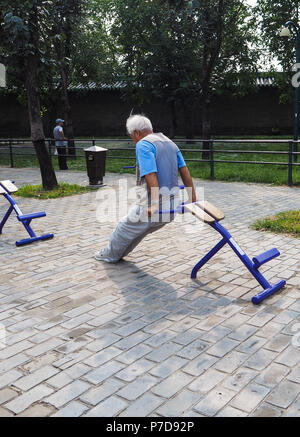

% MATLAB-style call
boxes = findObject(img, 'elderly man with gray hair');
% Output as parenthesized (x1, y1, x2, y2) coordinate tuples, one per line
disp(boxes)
(95, 114, 196, 263)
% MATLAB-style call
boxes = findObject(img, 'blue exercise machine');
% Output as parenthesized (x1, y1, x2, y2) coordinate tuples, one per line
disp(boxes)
(159, 189, 286, 305)
(0, 180, 54, 247)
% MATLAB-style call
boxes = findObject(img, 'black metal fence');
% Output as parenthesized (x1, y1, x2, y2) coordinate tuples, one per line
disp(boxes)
(0, 138, 299, 186)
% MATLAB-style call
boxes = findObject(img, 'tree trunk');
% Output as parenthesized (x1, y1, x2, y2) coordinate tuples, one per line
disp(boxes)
(26, 56, 58, 190)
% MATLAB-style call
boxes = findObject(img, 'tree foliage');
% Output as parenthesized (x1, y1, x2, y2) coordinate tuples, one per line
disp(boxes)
(103, 0, 259, 138)
(255, 0, 299, 103)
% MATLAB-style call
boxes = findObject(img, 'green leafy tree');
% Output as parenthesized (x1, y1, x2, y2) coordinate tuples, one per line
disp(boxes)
(104, 0, 259, 150)
(0, 0, 58, 189)
(255, 0, 299, 103)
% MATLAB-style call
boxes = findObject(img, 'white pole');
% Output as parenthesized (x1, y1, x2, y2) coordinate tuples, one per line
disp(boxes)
(0, 64, 6, 88)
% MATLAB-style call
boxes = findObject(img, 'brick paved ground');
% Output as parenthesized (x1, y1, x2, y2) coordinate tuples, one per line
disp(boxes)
(1, 167, 300, 417)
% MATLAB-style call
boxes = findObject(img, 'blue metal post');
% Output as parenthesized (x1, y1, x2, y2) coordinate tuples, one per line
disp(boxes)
(191, 238, 227, 279)
(0, 205, 14, 233)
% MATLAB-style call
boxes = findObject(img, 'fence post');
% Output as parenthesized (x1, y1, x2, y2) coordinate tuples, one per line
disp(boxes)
(9, 140, 14, 168)
(209, 140, 215, 180)
(288, 141, 293, 186)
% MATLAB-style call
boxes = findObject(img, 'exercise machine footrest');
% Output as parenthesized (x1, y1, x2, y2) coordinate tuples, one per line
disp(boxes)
(251, 280, 286, 305)
(16, 233, 54, 247)
(252, 248, 280, 269)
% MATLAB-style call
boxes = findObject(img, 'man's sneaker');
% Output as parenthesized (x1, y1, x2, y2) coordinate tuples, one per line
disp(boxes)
(94, 251, 120, 263)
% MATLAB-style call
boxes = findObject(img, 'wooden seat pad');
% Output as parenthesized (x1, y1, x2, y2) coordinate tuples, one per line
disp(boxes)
(196, 200, 225, 221)
(184, 203, 215, 223)
(0, 180, 18, 193)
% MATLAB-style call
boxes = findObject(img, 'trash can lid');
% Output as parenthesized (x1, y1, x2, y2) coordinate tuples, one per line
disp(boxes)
(84, 146, 108, 152)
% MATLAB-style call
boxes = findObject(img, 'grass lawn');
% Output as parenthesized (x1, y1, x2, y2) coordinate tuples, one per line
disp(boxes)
(15, 182, 93, 199)
(1, 136, 300, 186)
(251, 210, 300, 238)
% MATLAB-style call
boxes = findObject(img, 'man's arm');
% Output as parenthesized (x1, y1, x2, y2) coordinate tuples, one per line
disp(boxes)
(179, 166, 196, 203)
(144, 172, 159, 216)
(59, 129, 67, 141)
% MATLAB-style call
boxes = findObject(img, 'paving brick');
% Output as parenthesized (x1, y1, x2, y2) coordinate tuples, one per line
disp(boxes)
(0, 369, 22, 389)
(193, 386, 236, 416)
(64, 363, 91, 379)
(47, 372, 74, 389)
(84, 396, 127, 417)
(247, 311, 275, 327)
(116, 359, 154, 382)
(283, 398, 300, 417)
(213, 350, 248, 374)
(206, 337, 239, 358)
(265, 334, 291, 352)
(152, 371, 193, 398)
(84, 361, 125, 385)
(0, 340, 33, 359)
(5, 385, 54, 414)
(172, 329, 203, 345)
(149, 356, 188, 379)
(83, 346, 122, 367)
(144, 330, 177, 348)
(265, 381, 300, 409)
(45, 380, 91, 408)
(115, 331, 151, 351)
(80, 379, 124, 406)
(230, 383, 270, 413)
(273, 310, 299, 325)
(176, 339, 210, 360)
(183, 353, 218, 376)
(0, 387, 18, 404)
(113, 320, 147, 337)
(236, 336, 267, 354)
(52, 349, 92, 370)
(189, 368, 227, 393)
(117, 375, 158, 401)
(228, 325, 258, 342)
(200, 325, 232, 343)
(255, 363, 290, 388)
(17, 404, 55, 417)
(115, 344, 152, 365)
(120, 392, 164, 417)
(216, 406, 248, 417)
(51, 401, 89, 417)
(146, 342, 183, 363)
(275, 346, 300, 367)
(85, 334, 121, 352)
(244, 349, 278, 371)
(12, 365, 59, 391)
(157, 389, 202, 417)
(0, 406, 14, 417)
(0, 353, 30, 374)
(26, 338, 65, 357)
(251, 403, 282, 417)
(63, 304, 94, 319)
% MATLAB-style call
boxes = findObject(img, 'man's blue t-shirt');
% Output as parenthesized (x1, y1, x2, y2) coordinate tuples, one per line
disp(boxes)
(136, 140, 186, 178)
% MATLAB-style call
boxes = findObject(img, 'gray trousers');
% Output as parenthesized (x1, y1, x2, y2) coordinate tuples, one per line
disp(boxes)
(101, 204, 174, 262)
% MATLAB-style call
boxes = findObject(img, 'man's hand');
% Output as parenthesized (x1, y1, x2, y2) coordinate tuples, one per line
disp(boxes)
(146, 203, 159, 217)
(179, 166, 196, 203)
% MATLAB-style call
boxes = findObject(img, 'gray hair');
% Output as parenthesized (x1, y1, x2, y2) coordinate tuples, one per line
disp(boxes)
(126, 114, 153, 135)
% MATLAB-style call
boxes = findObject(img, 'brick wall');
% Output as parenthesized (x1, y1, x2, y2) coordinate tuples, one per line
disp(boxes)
(0, 87, 294, 138)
